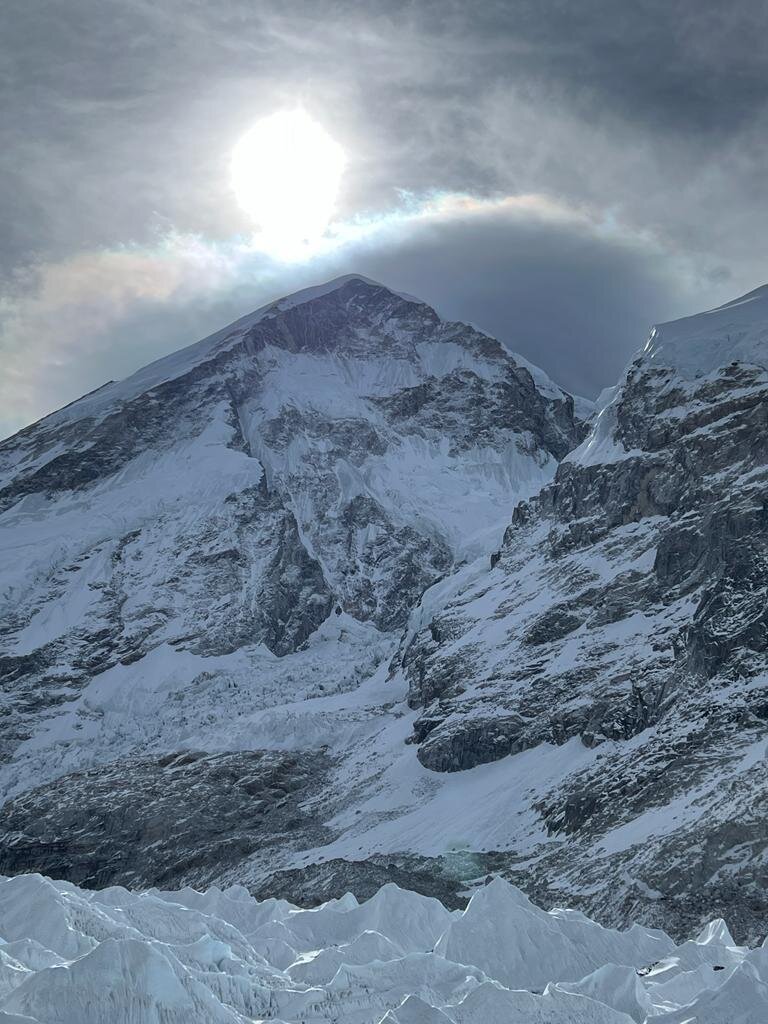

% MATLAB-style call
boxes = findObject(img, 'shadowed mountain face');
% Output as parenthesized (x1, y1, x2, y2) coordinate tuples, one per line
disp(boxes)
(1, 275, 767, 943)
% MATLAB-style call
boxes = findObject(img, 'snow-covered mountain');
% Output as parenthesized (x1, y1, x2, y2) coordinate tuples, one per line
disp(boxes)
(399, 283, 768, 941)
(1, 275, 766, 946)
(0, 275, 584, 880)
(3, 872, 767, 1024)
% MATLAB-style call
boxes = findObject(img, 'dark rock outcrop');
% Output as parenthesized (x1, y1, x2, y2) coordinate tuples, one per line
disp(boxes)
(0, 750, 332, 890)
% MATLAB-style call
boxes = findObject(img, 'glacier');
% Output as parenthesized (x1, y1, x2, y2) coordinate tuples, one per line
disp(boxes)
(1, 873, 767, 1024)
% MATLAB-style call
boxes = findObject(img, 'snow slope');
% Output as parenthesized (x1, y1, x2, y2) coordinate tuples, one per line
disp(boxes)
(2, 873, 766, 1024)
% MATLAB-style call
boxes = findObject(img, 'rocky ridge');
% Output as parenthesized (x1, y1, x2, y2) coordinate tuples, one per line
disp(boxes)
(398, 284, 768, 940)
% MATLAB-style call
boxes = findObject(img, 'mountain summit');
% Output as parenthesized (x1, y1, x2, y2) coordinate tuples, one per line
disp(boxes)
(0, 274, 583, 881)
(1, 277, 766, 944)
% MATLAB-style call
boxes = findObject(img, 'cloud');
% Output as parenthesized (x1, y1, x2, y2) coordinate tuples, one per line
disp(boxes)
(1, 0, 766, 277)
(1, 1, 766, 436)
(0, 236, 269, 436)
(0, 190, 724, 438)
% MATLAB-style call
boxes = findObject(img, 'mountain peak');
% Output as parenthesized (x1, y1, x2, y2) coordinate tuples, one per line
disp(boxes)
(32, 274, 426, 433)
(264, 273, 424, 313)
(643, 282, 768, 378)
(27, 273, 573, 440)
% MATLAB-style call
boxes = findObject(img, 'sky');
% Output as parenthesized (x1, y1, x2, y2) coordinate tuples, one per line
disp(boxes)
(1, 0, 767, 438)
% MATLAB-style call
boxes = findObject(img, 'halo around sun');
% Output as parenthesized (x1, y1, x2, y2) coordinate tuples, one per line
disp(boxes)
(230, 109, 346, 260)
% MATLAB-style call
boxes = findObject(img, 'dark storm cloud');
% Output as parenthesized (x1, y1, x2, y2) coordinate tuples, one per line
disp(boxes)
(1, 0, 766, 432)
(355, 211, 692, 400)
(2, 0, 766, 259)
(0, 198, 710, 437)
(459, 1, 768, 134)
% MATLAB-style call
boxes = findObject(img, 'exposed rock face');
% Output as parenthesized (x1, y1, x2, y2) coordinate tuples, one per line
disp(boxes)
(0, 750, 332, 890)
(403, 339, 768, 764)
(398, 285, 768, 941)
(1, 275, 767, 945)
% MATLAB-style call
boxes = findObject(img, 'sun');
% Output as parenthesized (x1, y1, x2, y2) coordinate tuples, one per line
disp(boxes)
(230, 110, 346, 260)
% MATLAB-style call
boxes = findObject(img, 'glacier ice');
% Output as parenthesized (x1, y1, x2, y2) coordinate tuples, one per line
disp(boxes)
(1, 873, 766, 1024)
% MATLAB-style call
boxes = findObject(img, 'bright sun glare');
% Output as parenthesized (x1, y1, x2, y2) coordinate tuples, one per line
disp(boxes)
(231, 110, 346, 260)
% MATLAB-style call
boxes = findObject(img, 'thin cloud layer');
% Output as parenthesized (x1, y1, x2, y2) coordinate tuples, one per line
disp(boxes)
(1, 0, 766, 435)
(0, 193, 713, 438)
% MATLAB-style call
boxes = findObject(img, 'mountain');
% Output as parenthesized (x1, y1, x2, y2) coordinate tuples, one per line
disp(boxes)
(399, 283, 768, 940)
(1, 275, 766, 944)
(0, 276, 584, 878)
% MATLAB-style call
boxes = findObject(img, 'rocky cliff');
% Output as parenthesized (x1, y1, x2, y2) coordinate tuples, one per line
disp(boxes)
(399, 284, 768, 940)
